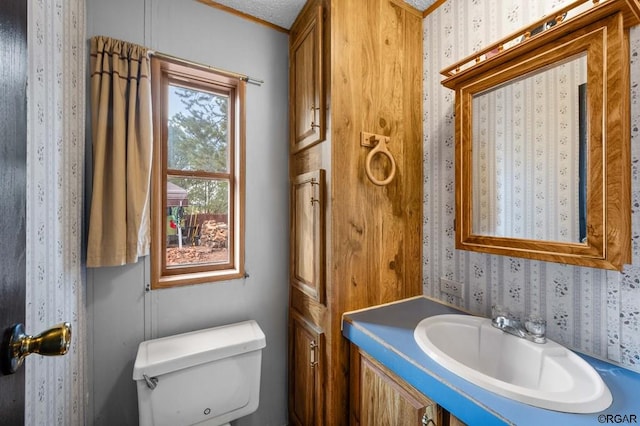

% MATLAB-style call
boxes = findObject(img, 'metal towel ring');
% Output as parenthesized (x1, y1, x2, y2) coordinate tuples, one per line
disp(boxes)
(364, 136, 397, 186)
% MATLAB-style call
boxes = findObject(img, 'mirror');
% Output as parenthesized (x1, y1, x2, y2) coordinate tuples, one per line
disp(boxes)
(441, 0, 638, 270)
(471, 53, 587, 243)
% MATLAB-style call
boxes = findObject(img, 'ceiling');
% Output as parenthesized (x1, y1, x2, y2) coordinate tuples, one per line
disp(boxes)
(206, 0, 437, 30)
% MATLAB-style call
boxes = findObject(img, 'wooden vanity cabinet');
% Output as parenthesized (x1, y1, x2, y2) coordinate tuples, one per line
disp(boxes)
(350, 347, 441, 426)
(288, 0, 423, 424)
(350, 347, 468, 426)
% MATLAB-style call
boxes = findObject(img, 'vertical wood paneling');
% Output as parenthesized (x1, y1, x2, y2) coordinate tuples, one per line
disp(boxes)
(331, 0, 422, 315)
(329, 0, 423, 422)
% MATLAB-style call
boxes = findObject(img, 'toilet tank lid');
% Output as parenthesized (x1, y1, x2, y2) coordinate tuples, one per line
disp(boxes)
(132, 320, 266, 380)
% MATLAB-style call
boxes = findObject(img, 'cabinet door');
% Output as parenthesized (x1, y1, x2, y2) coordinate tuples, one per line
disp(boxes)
(291, 169, 325, 302)
(290, 4, 324, 153)
(289, 311, 324, 426)
(353, 350, 441, 426)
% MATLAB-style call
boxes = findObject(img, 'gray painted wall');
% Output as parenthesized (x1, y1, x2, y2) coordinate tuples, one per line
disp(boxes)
(86, 1, 289, 424)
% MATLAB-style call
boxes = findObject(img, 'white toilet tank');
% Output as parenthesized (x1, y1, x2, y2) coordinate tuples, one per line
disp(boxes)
(133, 320, 266, 426)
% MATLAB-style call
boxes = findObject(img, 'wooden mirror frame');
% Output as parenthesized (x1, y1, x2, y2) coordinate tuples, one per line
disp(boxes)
(441, 0, 640, 270)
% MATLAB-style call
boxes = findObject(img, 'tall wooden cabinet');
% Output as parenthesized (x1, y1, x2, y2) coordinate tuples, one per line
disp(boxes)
(288, 0, 423, 424)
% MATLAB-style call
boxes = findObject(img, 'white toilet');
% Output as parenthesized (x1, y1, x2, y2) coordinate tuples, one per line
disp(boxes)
(133, 320, 266, 426)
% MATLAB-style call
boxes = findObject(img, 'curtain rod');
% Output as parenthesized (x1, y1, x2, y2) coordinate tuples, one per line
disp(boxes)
(148, 51, 264, 86)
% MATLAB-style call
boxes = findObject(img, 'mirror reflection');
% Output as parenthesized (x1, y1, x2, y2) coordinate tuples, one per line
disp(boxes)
(471, 53, 587, 243)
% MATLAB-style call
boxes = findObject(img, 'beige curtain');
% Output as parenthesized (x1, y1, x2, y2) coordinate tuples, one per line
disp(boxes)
(87, 36, 152, 267)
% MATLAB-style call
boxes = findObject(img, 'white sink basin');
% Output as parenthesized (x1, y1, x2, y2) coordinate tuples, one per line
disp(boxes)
(414, 314, 612, 413)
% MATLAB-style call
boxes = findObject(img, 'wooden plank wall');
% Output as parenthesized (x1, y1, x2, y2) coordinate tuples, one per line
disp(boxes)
(327, 0, 423, 421)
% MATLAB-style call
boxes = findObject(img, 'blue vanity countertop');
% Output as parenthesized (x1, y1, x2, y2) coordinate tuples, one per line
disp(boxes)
(342, 296, 640, 426)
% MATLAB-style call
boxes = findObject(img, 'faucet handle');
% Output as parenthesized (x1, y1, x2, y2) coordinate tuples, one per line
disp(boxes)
(524, 316, 546, 338)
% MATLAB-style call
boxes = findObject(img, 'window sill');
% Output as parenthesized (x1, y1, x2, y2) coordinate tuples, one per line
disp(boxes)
(152, 267, 245, 289)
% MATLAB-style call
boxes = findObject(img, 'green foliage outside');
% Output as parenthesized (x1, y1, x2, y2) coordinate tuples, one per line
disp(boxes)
(168, 85, 230, 215)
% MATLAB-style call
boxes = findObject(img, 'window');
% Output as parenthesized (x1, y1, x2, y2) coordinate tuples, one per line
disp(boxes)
(150, 56, 245, 288)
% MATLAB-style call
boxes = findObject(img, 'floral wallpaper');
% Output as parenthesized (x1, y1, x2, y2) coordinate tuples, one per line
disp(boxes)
(26, 0, 86, 423)
(423, 0, 640, 371)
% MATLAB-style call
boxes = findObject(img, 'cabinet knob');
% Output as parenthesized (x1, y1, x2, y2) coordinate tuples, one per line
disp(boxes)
(310, 340, 318, 368)
(310, 177, 321, 205)
(422, 406, 437, 426)
(310, 106, 321, 130)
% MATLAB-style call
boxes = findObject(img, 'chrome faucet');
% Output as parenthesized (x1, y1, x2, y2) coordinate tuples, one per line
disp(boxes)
(491, 308, 547, 344)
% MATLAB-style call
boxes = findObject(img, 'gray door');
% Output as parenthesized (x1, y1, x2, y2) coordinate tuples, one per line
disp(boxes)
(0, 0, 27, 424)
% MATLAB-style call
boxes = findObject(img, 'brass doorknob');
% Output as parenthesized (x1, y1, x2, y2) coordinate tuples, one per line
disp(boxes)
(1, 322, 71, 375)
